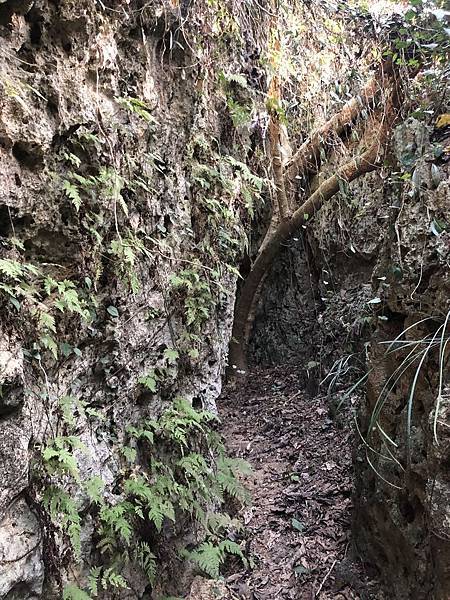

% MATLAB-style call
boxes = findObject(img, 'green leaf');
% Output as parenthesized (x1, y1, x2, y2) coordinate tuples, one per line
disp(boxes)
(293, 564, 309, 576)
(38, 311, 56, 333)
(188, 348, 200, 359)
(87, 567, 102, 596)
(40, 334, 58, 359)
(121, 446, 137, 463)
(291, 518, 305, 532)
(163, 348, 179, 364)
(0, 259, 25, 280)
(84, 476, 105, 504)
(63, 152, 82, 168)
(148, 504, 164, 532)
(101, 567, 128, 590)
(59, 395, 76, 426)
(61, 342, 72, 357)
(62, 180, 82, 211)
(135, 541, 157, 583)
(9, 296, 20, 311)
(186, 542, 222, 578)
(107, 305, 119, 318)
(139, 375, 157, 393)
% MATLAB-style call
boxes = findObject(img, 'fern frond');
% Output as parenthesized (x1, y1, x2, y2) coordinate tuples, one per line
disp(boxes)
(134, 541, 157, 583)
(187, 541, 223, 578)
(219, 539, 248, 567)
(62, 179, 82, 211)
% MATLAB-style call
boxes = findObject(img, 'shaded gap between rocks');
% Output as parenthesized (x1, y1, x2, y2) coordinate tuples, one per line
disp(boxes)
(217, 238, 384, 599)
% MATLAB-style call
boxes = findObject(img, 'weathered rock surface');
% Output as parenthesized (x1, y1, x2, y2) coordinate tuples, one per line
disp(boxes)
(0, 0, 268, 596)
(354, 119, 450, 600)
(250, 84, 450, 600)
(0, 499, 44, 600)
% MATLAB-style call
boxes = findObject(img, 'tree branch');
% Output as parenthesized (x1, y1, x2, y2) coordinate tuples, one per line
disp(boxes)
(268, 116, 290, 220)
(283, 60, 393, 186)
(228, 87, 399, 372)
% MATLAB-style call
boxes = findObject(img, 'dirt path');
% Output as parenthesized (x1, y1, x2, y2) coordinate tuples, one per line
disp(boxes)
(218, 366, 382, 600)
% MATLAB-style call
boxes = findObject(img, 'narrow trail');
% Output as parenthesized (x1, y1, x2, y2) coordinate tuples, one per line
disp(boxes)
(219, 366, 382, 600)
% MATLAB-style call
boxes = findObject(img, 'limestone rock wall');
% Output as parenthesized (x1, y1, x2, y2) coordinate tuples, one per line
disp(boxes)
(0, 0, 268, 596)
(354, 118, 450, 600)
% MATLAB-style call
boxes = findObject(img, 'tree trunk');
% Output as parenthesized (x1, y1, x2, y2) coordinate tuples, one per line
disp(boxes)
(228, 93, 398, 372)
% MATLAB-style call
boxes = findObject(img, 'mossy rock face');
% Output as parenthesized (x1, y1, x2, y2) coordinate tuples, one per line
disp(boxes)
(0, 0, 263, 596)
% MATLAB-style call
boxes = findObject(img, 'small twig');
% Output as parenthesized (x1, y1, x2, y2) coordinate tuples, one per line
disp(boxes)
(154, 247, 217, 273)
(252, 0, 278, 18)
(0, 537, 42, 564)
(315, 558, 337, 597)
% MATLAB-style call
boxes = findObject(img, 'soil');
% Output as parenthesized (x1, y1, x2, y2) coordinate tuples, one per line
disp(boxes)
(218, 366, 383, 600)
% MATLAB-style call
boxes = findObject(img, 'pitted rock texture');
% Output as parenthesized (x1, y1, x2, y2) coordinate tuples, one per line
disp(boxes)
(0, 0, 269, 596)
(354, 119, 450, 600)
(0, 499, 44, 600)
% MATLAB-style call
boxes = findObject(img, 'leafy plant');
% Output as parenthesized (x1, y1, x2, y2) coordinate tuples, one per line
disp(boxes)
(43, 486, 82, 558)
(0, 259, 92, 359)
(183, 539, 247, 579)
(219, 71, 253, 128)
(347, 313, 450, 488)
(170, 269, 215, 330)
(89, 397, 251, 588)
(62, 179, 82, 211)
(116, 96, 157, 124)
(373, 313, 450, 448)
(42, 436, 87, 481)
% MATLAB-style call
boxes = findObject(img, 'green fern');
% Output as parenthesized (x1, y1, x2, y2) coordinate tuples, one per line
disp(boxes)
(43, 486, 82, 558)
(134, 541, 157, 583)
(42, 436, 86, 481)
(186, 541, 223, 578)
(48, 395, 251, 591)
(219, 71, 248, 89)
(219, 539, 248, 567)
(138, 371, 158, 393)
(87, 567, 102, 596)
(184, 539, 247, 579)
(84, 476, 105, 504)
(62, 584, 91, 600)
(0, 258, 40, 280)
(117, 96, 157, 123)
(206, 512, 243, 535)
(62, 179, 82, 211)
(227, 98, 252, 128)
(216, 457, 252, 505)
(99, 503, 133, 545)
(100, 567, 128, 590)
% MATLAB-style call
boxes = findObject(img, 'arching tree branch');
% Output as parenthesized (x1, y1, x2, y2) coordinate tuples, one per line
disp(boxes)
(283, 60, 394, 188)
(229, 85, 399, 372)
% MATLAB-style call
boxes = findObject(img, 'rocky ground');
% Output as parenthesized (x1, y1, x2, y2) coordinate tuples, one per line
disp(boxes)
(214, 366, 383, 600)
